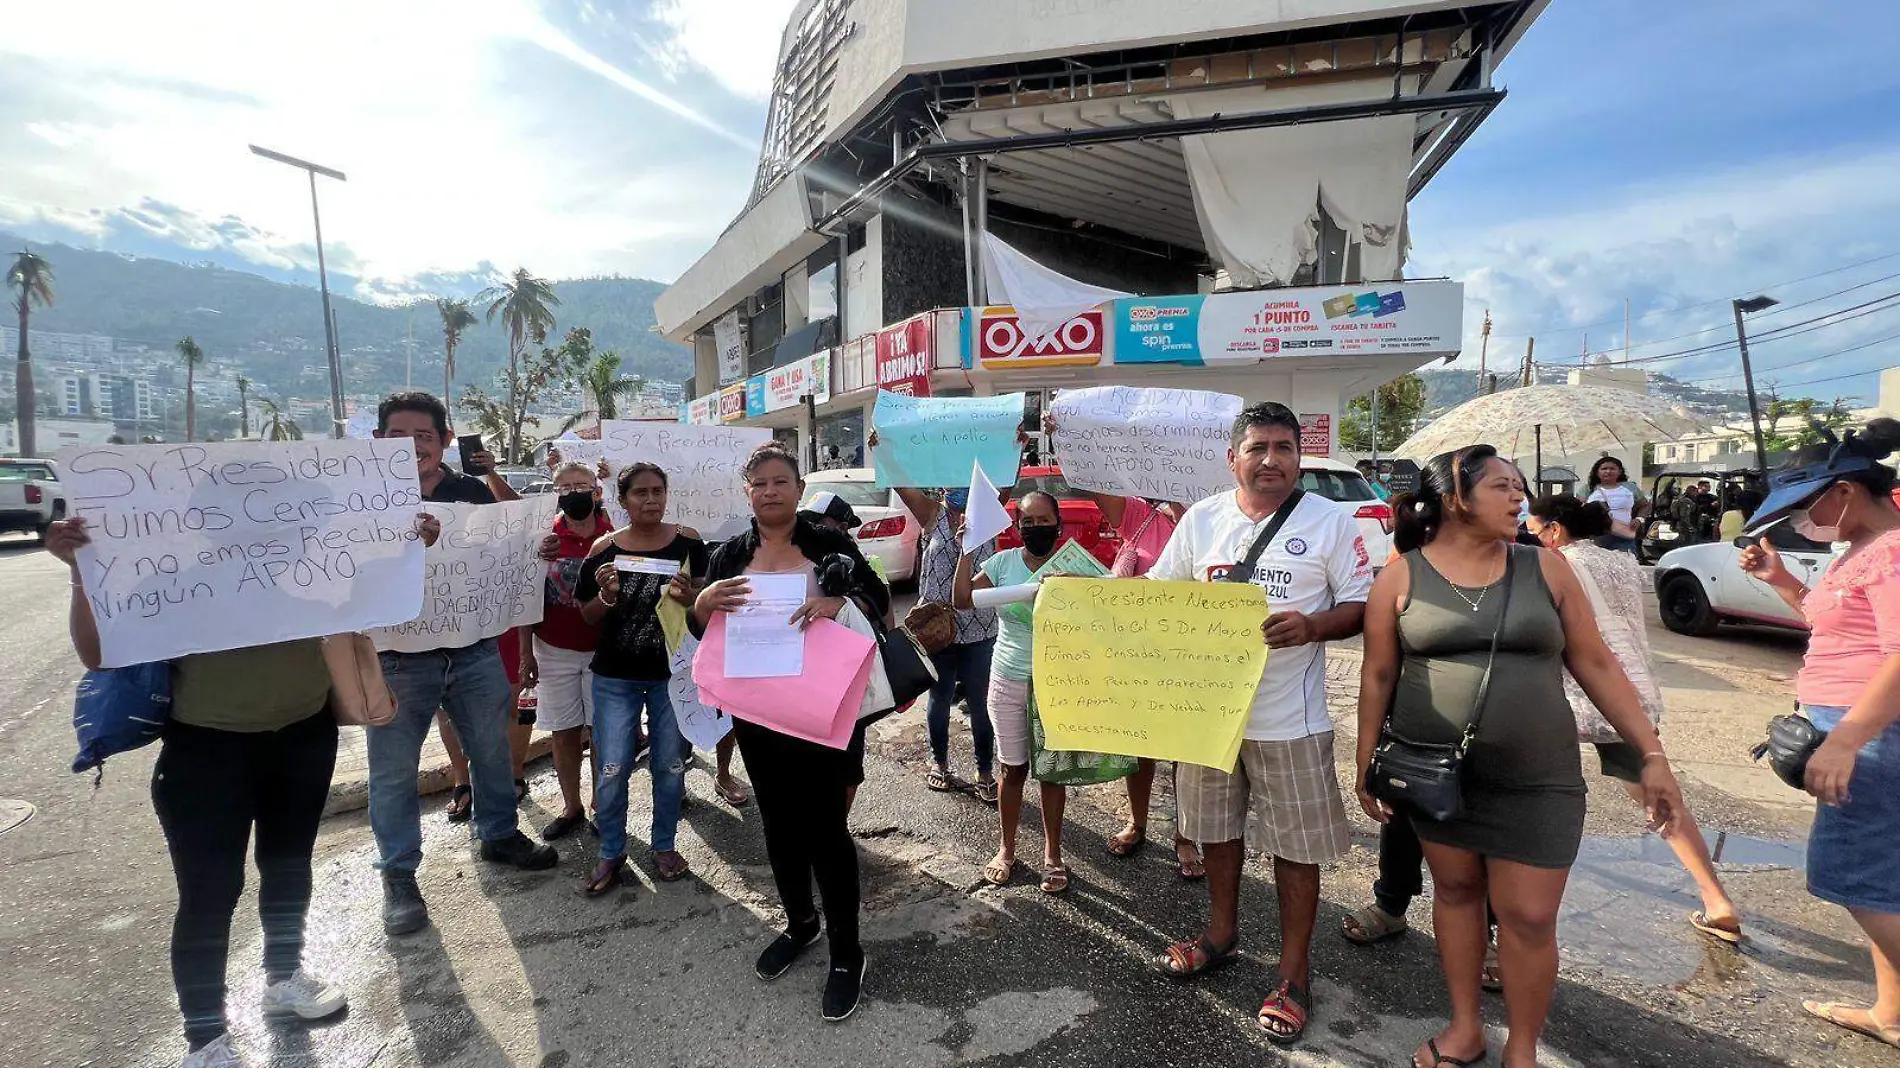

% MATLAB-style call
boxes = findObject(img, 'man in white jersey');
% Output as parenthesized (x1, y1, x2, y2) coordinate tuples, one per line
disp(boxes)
(1146, 401, 1373, 1046)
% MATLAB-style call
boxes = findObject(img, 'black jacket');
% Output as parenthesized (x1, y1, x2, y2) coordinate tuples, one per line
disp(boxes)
(694, 516, 890, 636)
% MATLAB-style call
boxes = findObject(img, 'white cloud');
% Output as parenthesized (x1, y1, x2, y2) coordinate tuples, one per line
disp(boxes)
(1412, 143, 1900, 399)
(652, 0, 800, 100)
(1, 0, 771, 296)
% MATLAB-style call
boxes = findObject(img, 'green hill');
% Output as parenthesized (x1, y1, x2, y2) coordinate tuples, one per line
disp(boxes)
(2, 232, 691, 397)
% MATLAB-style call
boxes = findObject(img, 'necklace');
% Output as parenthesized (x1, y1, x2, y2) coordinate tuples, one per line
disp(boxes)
(1447, 582, 1489, 613)
(1442, 549, 1507, 612)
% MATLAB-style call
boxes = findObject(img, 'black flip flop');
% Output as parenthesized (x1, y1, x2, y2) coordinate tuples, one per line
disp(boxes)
(444, 784, 472, 823)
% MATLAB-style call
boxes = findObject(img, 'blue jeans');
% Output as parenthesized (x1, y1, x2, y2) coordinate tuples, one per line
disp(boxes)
(369, 638, 519, 872)
(593, 676, 687, 859)
(927, 639, 995, 777)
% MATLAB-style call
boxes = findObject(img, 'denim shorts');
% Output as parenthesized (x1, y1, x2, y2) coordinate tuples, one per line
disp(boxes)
(1805, 704, 1900, 915)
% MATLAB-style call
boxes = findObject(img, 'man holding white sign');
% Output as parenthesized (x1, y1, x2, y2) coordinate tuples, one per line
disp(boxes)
(369, 392, 558, 939)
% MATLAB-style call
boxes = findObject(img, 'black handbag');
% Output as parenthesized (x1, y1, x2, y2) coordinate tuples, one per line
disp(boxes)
(1366, 548, 1517, 822)
(1750, 710, 1828, 791)
(871, 614, 937, 712)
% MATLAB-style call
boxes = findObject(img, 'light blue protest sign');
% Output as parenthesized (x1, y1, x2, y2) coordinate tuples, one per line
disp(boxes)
(872, 390, 1026, 488)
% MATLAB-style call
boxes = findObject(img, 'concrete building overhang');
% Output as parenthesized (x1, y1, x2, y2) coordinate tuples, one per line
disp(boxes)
(657, 0, 1547, 342)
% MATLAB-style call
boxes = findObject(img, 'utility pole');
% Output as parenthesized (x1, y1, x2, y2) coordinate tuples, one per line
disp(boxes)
(1476, 310, 1492, 392)
(1520, 337, 1535, 387)
(1733, 295, 1779, 481)
(1623, 297, 1632, 363)
(250, 144, 348, 438)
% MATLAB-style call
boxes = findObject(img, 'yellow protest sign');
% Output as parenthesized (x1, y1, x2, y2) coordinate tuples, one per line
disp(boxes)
(1032, 578, 1269, 770)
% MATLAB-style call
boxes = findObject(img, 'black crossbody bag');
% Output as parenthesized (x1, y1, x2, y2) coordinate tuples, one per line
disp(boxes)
(1224, 490, 1305, 585)
(1366, 548, 1516, 822)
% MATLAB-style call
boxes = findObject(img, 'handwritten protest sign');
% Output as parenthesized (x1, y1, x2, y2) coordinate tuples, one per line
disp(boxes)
(872, 390, 1026, 489)
(601, 421, 770, 540)
(55, 440, 426, 668)
(668, 633, 732, 751)
(373, 496, 555, 654)
(1049, 386, 1241, 505)
(1032, 578, 1268, 770)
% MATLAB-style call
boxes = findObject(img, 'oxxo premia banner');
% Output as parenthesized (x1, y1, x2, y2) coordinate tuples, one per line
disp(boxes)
(1114, 280, 1464, 364)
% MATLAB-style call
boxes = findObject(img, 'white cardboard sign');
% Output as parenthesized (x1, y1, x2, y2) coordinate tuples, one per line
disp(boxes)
(669, 633, 733, 751)
(56, 440, 427, 668)
(600, 421, 771, 541)
(1049, 386, 1242, 505)
(372, 496, 556, 654)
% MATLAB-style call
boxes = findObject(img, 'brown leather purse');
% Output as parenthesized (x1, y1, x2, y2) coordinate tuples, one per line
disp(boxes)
(902, 602, 958, 655)
(322, 633, 398, 727)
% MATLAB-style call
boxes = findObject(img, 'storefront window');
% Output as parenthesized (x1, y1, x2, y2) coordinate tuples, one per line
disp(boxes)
(809, 259, 839, 322)
(817, 409, 864, 470)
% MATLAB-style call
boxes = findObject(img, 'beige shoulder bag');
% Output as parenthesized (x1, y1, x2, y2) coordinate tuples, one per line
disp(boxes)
(322, 633, 397, 727)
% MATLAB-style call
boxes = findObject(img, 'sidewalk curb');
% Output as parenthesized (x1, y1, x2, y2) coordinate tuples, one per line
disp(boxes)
(322, 735, 556, 818)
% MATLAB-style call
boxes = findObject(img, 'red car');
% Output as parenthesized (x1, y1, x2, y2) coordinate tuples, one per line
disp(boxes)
(998, 465, 1122, 568)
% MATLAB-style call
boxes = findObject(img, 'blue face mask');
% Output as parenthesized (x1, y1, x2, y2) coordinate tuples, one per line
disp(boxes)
(944, 489, 970, 512)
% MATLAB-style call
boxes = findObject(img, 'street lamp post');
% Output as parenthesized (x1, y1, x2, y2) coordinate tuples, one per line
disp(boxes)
(1731, 294, 1779, 481)
(249, 144, 348, 439)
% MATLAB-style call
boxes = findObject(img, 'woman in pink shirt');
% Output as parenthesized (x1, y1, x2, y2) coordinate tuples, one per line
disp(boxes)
(1737, 418, 1900, 1050)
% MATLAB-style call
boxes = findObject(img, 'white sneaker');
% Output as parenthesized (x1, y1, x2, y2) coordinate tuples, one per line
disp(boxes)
(181, 1034, 244, 1068)
(260, 969, 348, 1020)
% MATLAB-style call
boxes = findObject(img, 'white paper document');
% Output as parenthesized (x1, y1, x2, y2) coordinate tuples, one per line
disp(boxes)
(724, 572, 808, 678)
(615, 557, 684, 577)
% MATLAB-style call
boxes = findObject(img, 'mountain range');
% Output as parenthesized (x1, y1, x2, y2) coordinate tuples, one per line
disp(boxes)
(3, 231, 692, 400)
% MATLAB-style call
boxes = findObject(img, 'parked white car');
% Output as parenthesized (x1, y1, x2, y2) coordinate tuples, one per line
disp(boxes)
(1299, 457, 1395, 565)
(0, 458, 66, 541)
(802, 468, 921, 583)
(1652, 524, 1837, 635)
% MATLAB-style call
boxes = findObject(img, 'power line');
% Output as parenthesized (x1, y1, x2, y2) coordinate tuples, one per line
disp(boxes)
(1677, 330, 1900, 385)
(1485, 249, 1900, 340)
(1612, 292, 1900, 366)
(1591, 270, 1900, 356)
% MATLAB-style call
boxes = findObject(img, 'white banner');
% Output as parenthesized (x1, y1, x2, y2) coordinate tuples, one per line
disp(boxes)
(714, 311, 746, 386)
(56, 440, 426, 668)
(1050, 386, 1242, 505)
(601, 421, 771, 540)
(373, 496, 555, 654)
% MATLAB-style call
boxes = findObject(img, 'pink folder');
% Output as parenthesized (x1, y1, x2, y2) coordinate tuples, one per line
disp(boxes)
(692, 614, 875, 750)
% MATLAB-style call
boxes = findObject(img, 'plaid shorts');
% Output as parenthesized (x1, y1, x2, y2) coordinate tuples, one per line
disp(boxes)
(1177, 733, 1351, 864)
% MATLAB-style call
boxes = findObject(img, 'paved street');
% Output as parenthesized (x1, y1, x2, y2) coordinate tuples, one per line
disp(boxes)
(0, 534, 1890, 1068)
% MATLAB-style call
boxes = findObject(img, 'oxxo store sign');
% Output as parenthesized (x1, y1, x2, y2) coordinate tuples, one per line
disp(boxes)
(972, 306, 1106, 369)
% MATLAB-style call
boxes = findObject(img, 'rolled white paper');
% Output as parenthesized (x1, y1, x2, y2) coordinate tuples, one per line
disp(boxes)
(971, 582, 1040, 609)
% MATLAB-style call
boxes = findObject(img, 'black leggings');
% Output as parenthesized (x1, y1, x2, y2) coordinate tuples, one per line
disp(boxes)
(151, 710, 338, 1049)
(733, 717, 863, 965)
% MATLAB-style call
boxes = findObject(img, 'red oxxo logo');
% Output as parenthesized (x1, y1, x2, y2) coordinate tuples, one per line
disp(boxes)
(978, 309, 1104, 366)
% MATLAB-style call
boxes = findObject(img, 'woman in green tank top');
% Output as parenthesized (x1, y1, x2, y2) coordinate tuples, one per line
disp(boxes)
(1353, 445, 1686, 1068)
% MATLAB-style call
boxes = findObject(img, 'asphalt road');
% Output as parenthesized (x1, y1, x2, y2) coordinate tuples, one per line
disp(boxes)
(0, 534, 1890, 1068)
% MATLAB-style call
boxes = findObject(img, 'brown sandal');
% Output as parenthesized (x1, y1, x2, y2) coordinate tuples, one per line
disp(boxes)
(983, 856, 1023, 886)
(583, 857, 626, 897)
(652, 850, 691, 882)
(1039, 862, 1071, 895)
(1107, 825, 1146, 858)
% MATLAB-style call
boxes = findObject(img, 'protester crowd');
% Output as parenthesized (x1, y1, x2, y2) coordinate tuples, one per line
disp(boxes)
(41, 384, 1900, 1068)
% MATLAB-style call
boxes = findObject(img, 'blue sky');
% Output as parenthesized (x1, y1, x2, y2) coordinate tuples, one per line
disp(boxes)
(4, 0, 1897, 405)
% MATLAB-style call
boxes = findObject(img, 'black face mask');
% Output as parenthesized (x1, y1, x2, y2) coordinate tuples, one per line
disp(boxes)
(557, 491, 598, 521)
(1020, 523, 1060, 557)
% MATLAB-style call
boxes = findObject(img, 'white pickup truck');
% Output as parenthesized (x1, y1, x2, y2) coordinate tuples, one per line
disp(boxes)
(0, 458, 67, 541)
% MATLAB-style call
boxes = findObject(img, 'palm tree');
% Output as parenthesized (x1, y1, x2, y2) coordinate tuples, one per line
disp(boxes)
(436, 297, 478, 399)
(579, 350, 643, 421)
(175, 336, 205, 442)
(257, 398, 303, 441)
(6, 249, 54, 456)
(477, 268, 561, 462)
(235, 375, 252, 438)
